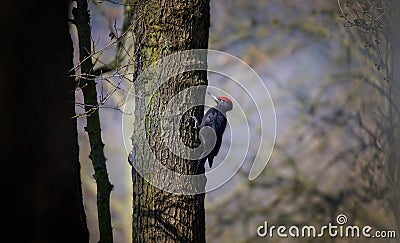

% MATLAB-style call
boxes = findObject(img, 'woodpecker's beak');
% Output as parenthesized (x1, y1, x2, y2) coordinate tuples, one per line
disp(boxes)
(207, 91, 220, 104)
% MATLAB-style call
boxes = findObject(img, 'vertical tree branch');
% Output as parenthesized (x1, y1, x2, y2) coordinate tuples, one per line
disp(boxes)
(73, 0, 114, 242)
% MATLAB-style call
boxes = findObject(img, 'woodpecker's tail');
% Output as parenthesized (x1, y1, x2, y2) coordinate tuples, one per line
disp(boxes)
(208, 157, 214, 168)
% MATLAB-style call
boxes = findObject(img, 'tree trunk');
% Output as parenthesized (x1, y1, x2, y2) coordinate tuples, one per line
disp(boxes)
(129, 0, 210, 242)
(73, 0, 114, 242)
(0, 1, 89, 242)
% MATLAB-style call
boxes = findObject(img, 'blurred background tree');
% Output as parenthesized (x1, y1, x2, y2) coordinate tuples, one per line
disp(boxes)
(339, 0, 400, 234)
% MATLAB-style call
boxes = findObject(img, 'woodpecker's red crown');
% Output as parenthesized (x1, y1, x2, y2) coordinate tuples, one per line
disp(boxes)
(217, 96, 233, 108)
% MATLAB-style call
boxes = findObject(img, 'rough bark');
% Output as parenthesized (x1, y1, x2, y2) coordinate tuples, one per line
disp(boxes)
(130, 0, 210, 242)
(0, 1, 89, 242)
(73, 0, 114, 242)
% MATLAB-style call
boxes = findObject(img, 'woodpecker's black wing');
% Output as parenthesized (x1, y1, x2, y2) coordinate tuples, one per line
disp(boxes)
(198, 107, 227, 169)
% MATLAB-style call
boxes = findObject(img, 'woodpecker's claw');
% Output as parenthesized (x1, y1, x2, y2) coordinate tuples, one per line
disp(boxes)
(128, 150, 135, 166)
(190, 116, 199, 128)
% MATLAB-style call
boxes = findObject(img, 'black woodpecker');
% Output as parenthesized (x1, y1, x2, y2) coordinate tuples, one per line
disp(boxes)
(192, 92, 233, 173)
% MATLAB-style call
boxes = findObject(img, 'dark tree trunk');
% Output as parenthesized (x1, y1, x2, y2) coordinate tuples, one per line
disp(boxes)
(129, 0, 210, 242)
(73, 0, 114, 242)
(0, 1, 89, 242)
